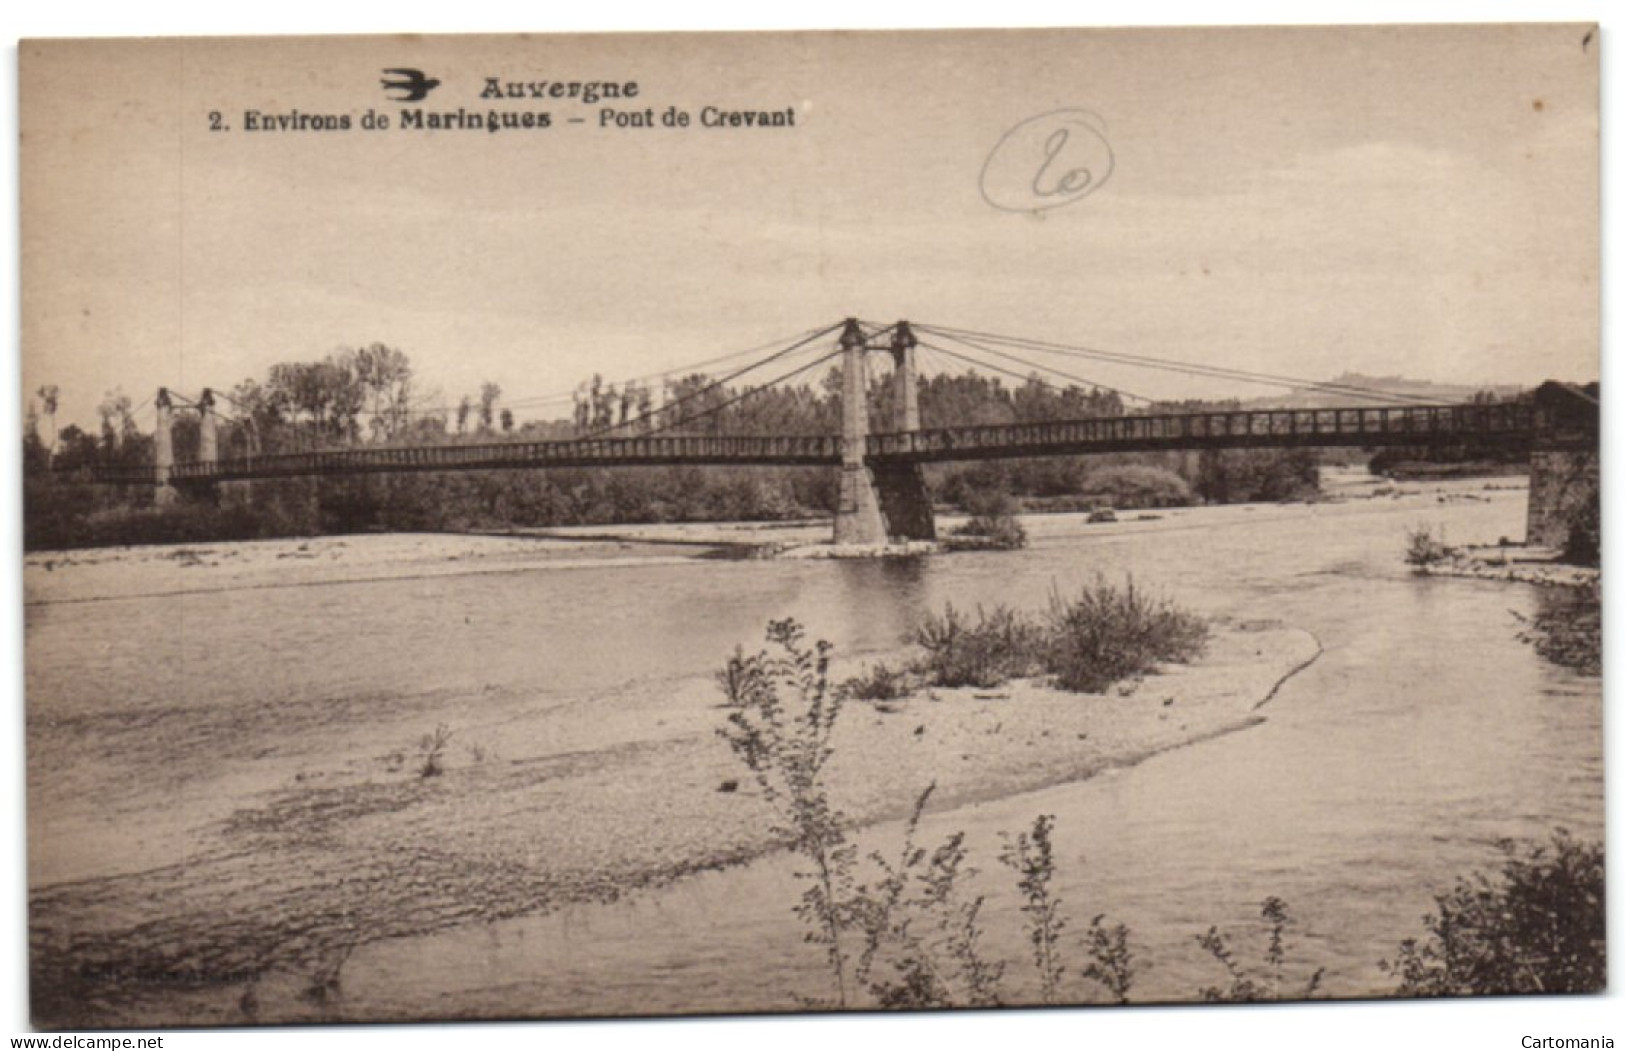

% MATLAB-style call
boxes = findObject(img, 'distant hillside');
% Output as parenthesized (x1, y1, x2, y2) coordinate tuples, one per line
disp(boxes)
(1238, 373, 1530, 409)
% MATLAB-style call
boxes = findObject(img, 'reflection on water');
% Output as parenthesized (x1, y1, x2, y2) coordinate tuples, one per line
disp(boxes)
(26, 493, 1604, 1017)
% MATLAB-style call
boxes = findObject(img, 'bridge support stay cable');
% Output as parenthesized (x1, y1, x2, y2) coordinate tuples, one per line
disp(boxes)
(916, 322, 1454, 406)
(577, 320, 846, 440)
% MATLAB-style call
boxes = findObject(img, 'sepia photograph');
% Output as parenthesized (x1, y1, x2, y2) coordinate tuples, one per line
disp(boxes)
(13, 15, 1606, 1041)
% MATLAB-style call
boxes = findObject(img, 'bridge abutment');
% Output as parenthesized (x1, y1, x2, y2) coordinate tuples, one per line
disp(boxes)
(1527, 449, 1599, 550)
(1524, 382, 1600, 553)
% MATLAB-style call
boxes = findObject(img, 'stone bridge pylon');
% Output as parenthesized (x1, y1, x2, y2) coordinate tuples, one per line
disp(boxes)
(832, 318, 935, 546)
(152, 386, 221, 507)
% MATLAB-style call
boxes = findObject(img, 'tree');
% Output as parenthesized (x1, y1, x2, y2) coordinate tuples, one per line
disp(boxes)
(455, 395, 472, 435)
(96, 389, 133, 452)
(478, 382, 501, 432)
(266, 355, 365, 442)
(589, 375, 618, 431)
(36, 384, 59, 465)
(572, 381, 591, 433)
(23, 411, 49, 476)
(500, 408, 514, 433)
(353, 343, 414, 440)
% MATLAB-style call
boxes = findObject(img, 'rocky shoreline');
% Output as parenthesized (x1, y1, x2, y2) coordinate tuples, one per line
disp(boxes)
(1413, 544, 1599, 589)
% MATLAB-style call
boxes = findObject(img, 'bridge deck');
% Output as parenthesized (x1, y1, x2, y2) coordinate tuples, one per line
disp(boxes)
(88, 401, 1565, 486)
(869, 402, 1545, 463)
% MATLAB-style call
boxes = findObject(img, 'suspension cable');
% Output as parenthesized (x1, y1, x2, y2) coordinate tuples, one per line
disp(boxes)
(577, 320, 845, 439)
(916, 339, 1141, 411)
(916, 329, 1157, 406)
(640, 346, 846, 439)
(916, 322, 1449, 406)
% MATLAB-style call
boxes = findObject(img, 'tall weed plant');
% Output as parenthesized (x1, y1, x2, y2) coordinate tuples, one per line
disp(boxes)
(717, 619, 1139, 1009)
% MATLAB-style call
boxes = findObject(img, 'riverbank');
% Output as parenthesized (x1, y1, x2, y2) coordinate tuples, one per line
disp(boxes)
(23, 470, 1525, 604)
(30, 605, 1318, 1027)
(1412, 543, 1599, 589)
(21, 531, 735, 606)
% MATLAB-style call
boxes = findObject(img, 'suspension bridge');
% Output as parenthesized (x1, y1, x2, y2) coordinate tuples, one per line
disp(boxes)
(87, 318, 1597, 548)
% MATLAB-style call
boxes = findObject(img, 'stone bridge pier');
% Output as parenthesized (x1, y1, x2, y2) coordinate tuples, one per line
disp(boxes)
(832, 319, 936, 547)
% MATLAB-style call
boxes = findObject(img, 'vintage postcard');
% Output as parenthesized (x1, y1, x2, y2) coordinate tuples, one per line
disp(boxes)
(18, 25, 1601, 1033)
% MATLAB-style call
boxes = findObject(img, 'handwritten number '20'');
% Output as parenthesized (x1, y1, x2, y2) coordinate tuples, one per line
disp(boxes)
(979, 110, 1114, 213)
(1034, 128, 1093, 198)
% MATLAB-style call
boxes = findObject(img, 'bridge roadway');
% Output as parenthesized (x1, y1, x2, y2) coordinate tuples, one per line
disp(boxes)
(89, 400, 1558, 486)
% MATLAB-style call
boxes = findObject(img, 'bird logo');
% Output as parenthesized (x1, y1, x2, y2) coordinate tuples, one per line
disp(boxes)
(380, 69, 441, 102)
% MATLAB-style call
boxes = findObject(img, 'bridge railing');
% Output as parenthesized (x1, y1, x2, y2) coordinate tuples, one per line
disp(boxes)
(867, 402, 1537, 458)
(165, 433, 843, 482)
(107, 401, 1552, 485)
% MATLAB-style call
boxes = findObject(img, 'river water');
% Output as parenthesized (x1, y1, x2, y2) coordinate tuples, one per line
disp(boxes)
(338, 488, 1600, 1018)
(25, 483, 1603, 1019)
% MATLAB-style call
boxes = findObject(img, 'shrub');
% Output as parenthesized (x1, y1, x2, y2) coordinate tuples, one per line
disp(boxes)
(417, 724, 454, 778)
(1383, 831, 1605, 996)
(1561, 478, 1600, 566)
(1513, 584, 1600, 676)
(1043, 579, 1209, 693)
(849, 786, 1005, 1009)
(716, 620, 856, 1005)
(1404, 523, 1450, 568)
(1192, 448, 1320, 504)
(1083, 913, 1137, 1004)
(838, 661, 914, 702)
(909, 582, 1208, 695)
(912, 603, 1045, 688)
(1195, 897, 1324, 1002)
(999, 814, 1067, 1003)
(950, 490, 1028, 550)
(1077, 464, 1192, 509)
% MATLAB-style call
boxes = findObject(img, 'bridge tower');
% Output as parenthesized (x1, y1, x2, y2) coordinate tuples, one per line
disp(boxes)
(153, 387, 177, 507)
(831, 318, 938, 547)
(197, 388, 220, 468)
(872, 322, 936, 542)
(833, 319, 888, 545)
(893, 320, 920, 432)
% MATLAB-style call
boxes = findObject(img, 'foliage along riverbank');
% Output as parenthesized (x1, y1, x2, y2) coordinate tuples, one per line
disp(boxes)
(25, 448, 1321, 553)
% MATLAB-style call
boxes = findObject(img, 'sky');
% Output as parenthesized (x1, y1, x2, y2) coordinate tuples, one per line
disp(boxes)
(19, 23, 1599, 433)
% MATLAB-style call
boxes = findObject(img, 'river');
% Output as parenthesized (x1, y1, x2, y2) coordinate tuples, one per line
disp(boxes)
(23, 480, 1603, 1019)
